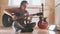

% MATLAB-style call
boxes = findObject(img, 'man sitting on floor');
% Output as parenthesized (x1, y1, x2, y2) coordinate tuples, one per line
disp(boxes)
(12, 1, 36, 32)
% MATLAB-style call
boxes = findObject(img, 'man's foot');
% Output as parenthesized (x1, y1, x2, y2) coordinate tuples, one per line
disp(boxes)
(21, 28, 33, 33)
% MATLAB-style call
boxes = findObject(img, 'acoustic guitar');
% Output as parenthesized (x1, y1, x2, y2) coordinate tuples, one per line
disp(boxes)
(38, 3, 48, 29)
(2, 13, 13, 27)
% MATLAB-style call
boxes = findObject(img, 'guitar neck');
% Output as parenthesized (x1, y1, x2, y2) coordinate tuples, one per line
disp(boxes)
(41, 3, 44, 17)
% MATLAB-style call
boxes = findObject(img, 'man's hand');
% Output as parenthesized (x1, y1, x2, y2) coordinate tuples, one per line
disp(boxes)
(12, 15, 17, 20)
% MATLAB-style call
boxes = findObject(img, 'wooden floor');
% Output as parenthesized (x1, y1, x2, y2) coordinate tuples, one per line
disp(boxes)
(0, 26, 60, 34)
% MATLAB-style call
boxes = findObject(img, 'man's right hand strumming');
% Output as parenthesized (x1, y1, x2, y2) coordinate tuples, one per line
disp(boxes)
(12, 15, 18, 20)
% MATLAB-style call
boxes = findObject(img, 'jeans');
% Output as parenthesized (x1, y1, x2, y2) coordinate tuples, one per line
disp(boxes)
(13, 21, 36, 32)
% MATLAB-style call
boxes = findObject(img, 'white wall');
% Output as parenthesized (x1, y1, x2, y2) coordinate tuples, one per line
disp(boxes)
(55, 0, 60, 27)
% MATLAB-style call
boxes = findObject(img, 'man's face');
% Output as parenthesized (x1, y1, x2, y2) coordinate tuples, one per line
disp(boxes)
(21, 3, 28, 10)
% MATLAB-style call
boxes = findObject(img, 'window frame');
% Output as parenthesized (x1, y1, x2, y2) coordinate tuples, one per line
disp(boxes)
(8, 0, 45, 6)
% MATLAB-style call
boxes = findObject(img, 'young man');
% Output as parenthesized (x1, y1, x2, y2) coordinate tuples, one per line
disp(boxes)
(12, 1, 36, 32)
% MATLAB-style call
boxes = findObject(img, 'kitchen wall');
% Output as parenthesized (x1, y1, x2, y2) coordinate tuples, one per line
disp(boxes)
(0, 0, 8, 26)
(45, 0, 55, 25)
(55, 0, 60, 27)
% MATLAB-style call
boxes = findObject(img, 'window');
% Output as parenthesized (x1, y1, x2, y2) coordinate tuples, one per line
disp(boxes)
(8, 0, 23, 6)
(8, 0, 45, 6)
(30, 0, 41, 5)
(8, 0, 45, 23)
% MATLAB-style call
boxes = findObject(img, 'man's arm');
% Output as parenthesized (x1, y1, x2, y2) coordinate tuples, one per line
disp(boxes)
(5, 8, 19, 16)
(5, 9, 14, 15)
(4, 8, 16, 20)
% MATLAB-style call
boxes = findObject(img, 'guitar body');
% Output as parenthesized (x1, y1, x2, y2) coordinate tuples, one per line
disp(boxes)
(2, 14, 13, 27)
(38, 17, 48, 29)
(38, 21, 48, 29)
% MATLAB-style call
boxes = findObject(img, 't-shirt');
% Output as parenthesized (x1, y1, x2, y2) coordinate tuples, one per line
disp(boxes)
(12, 8, 29, 27)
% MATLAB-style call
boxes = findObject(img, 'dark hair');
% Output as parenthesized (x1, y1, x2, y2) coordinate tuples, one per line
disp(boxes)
(21, 1, 28, 6)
